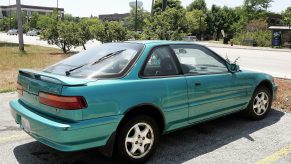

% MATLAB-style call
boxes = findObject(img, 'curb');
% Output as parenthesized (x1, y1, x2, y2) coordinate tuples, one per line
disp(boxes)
(207, 44, 291, 53)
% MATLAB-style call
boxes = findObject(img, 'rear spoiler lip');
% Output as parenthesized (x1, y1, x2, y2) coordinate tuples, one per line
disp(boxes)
(19, 69, 97, 86)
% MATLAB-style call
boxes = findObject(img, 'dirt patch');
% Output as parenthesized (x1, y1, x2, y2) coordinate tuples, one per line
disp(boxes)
(273, 78, 291, 112)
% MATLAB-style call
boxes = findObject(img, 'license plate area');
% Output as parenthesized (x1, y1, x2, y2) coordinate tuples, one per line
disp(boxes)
(21, 117, 31, 133)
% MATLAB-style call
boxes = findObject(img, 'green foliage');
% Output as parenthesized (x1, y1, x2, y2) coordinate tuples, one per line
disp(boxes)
(124, 6, 150, 31)
(233, 30, 272, 47)
(142, 7, 188, 40)
(29, 13, 39, 29)
(79, 18, 100, 49)
(206, 5, 238, 40)
(187, 0, 207, 12)
(152, 0, 183, 14)
(37, 15, 51, 30)
(244, 0, 273, 11)
(243, 0, 271, 21)
(186, 9, 207, 35)
(41, 12, 81, 53)
(0, 14, 18, 30)
(64, 13, 78, 22)
(282, 7, 291, 27)
(91, 21, 128, 43)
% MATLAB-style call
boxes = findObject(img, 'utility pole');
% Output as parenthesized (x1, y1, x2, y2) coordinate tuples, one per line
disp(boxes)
(9, 0, 11, 30)
(135, 0, 137, 32)
(16, 0, 24, 51)
(57, 0, 59, 20)
(151, 0, 155, 15)
(162, 0, 167, 11)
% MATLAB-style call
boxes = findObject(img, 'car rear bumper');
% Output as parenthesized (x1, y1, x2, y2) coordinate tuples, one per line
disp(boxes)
(10, 99, 123, 152)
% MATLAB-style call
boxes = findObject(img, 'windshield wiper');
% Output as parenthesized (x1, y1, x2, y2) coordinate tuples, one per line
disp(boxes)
(92, 49, 126, 65)
(65, 63, 88, 76)
(65, 49, 126, 76)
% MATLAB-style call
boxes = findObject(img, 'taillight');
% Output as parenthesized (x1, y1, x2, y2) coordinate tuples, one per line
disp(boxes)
(17, 83, 23, 97)
(39, 92, 87, 110)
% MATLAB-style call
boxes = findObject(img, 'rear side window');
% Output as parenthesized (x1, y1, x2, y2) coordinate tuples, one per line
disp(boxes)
(171, 45, 228, 75)
(44, 43, 144, 79)
(142, 46, 179, 77)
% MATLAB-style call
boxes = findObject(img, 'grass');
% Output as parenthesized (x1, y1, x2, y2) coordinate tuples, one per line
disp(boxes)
(0, 42, 68, 93)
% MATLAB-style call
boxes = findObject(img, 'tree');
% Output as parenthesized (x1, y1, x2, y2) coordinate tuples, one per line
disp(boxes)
(206, 5, 238, 40)
(91, 21, 128, 43)
(29, 13, 39, 29)
(152, 0, 183, 14)
(186, 9, 207, 37)
(79, 18, 100, 50)
(106, 21, 128, 42)
(41, 12, 81, 53)
(37, 15, 51, 30)
(243, 0, 272, 20)
(245, 19, 267, 32)
(282, 7, 291, 27)
(142, 7, 189, 40)
(90, 21, 106, 43)
(64, 13, 78, 22)
(244, 0, 273, 11)
(187, 0, 207, 12)
(124, 6, 150, 31)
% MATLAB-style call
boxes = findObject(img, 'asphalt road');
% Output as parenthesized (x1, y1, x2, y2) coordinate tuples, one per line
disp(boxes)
(1, 92, 291, 164)
(209, 46, 291, 79)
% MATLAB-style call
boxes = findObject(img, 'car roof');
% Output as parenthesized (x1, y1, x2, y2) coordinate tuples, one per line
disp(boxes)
(125, 40, 201, 46)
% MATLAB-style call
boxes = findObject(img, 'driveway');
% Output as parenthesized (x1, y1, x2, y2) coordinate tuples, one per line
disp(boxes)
(1, 92, 291, 164)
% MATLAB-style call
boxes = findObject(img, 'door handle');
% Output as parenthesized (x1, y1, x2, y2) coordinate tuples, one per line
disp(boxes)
(194, 82, 201, 86)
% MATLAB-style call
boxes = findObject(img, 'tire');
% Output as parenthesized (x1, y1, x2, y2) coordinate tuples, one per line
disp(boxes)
(116, 115, 159, 163)
(243, 86, 272, 120)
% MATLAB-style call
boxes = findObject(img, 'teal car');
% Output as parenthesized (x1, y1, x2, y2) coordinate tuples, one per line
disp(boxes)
(10, 41, 277, 163)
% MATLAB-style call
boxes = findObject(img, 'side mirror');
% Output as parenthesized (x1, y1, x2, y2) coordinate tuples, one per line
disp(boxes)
(229, 64, 240, 73)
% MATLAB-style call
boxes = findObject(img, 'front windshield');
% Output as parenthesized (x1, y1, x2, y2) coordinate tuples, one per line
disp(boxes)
(44, 43, 144, 78)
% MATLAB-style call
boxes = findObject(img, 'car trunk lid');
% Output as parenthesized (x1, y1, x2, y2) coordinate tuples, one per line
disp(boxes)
(17, 69, 96, 121)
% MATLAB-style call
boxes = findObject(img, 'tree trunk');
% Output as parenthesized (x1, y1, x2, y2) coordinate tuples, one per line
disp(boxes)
(62, 43, 67, 54)
(82, 44, 86, 50)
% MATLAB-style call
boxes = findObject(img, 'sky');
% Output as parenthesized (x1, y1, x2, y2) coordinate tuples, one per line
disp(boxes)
(0, 0, 290, 17)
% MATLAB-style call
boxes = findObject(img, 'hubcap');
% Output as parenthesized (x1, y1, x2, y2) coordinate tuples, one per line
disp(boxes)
(253, 92, 269, 116)
(125, 122, 154, 159)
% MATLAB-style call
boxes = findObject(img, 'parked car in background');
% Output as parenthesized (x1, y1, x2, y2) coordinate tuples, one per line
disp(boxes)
(26, 30, 38, 36)
(7, 29, 18, 35)
(182, 36, 198, 42)
(10, 41, 278, 163)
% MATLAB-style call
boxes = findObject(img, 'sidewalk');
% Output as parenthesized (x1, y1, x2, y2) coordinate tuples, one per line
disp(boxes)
(198, 42, 291, 53)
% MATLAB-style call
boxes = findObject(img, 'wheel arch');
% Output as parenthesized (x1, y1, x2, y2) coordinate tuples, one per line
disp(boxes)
(255, 80, 273, 97)
(119, 103, 166, 134)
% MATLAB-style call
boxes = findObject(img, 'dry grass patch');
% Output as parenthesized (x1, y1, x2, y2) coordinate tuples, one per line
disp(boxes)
(273, 78, 291, 112)
(0, 42, 68, 93)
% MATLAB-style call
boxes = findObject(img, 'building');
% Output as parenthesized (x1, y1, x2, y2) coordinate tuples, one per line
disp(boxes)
(0, 4, 64, 19)
(99, 13, 129, 21)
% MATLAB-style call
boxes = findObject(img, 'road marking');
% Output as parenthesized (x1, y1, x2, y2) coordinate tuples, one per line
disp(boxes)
(0, 133, 31, 144)
(256, 145, 291, 164)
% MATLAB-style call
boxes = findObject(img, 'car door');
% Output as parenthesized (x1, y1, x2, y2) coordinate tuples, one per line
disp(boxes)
(140, 46, 189, 131)
(170, 45, 249, 123)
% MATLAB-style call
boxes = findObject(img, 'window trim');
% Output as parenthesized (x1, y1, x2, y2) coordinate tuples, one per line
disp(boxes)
(170, 44, 230, 76)
(139, 45, 184, 79)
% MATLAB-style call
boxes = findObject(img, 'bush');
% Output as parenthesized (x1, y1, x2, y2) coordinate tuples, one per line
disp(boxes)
(233, 30, 272, 47)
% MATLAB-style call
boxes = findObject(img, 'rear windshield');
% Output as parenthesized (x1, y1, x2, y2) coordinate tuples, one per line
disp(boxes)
(44, 43, 144, 79)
